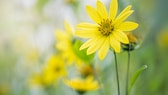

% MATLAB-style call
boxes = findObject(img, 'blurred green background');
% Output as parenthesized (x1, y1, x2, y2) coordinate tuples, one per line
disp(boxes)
(0, 0, 168, 95)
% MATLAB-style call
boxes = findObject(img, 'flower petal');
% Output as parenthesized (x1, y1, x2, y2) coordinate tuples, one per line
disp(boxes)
(87, 36, 106, 55)
(75, 30, 100, 38)
(110, 35, 120, 52)
(109, 0, 118, 20)
(80, 39, 93, 50)
(96, 0, 108, 19)
(76, 23, 99, 29)
(75, 23, 100, 38)
(117, 5, 132, 19)
(114, 10, 134, 26)
(116, 21, 139, 31)
(64, 21, 73, 35)
(113, 30, 129, 44)
(79, 35, 102, 50)
(86, 6, 101, 23)
(55, 30, 70, 40)
(98, 37, 110, 60)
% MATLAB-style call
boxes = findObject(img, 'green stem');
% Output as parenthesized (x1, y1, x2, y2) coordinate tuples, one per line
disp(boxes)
(93, 62, 104, 95)
(126, 50, 130, 95)
(114, 51, 120, 95)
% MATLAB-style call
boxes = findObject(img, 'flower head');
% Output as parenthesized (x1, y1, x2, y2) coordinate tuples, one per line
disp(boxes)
(55, 21, 83, 65)
(64, 76, 99, 94)
(42, 55, 67, 84)
(75, 0, 138, 60)
(121, 32, 139, 51)
(78, 64, 94, 77)
(29, 55, 67, 86)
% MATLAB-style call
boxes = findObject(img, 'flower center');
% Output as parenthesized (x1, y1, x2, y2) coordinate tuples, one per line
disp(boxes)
(54, 66, 61, 72)
(98, 19, 114, 36)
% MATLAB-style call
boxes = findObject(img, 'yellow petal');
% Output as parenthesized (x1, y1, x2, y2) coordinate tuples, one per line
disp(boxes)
(96, 0, 108, 19)
(114, 10, 134, 26)
(80, 39, 93, 50)
(75, 23, 100, 38)
(79, 35, 102, 50)
(86, 6, 101, 23)
(98, 37, 110, 60)
(117, 5, 132, 19)
(77, 22, 99, 29)
(113, 30, 129, 44)
(64, 21, 73, 35)
(116, 21, 139, 31)
(87, 36, 105, 55)
(75, 29, 99, 38)
(55, 30, 70, 40)
(110, 35, 120, 52)
(56, 42, 68, 51)
(109, 0, 118, 20)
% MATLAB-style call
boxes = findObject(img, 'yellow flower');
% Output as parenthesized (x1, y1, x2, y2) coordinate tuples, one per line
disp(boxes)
(64, 76, 99, 93)
(55, 21, 83, 65)
(42, 55, 67, 85)
(78, 64, 94, 77)
(126, 32, 138, 43)
(75, 0, 138, 60)
(30, 55, 67, 86)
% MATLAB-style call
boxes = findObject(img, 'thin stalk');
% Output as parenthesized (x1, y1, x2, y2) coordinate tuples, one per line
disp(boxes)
(114, 51, 120, 95)
(126, 45, 131, 95)
(126, 51, 130, 95)
(93, 62, 104, 95)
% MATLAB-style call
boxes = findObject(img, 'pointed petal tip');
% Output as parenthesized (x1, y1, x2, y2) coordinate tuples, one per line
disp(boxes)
(113, 46, 121, 53)
(130, 10, 134, 13)
(136, 23, 139, 27)
(99, 55, 104, 60)
(113, 45, 121, 53)
(114, 49, 120, 53)
(79, 46, 84, 51)
(127, 5, 132, 9)
(86, 49, 92, 55)
(124, 37, 129, 44)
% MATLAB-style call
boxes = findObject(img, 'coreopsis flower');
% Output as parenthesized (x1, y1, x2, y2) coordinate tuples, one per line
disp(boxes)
(78, 64, 94, 77)
(30, 55, 67, 86)
(42, 55, 67, 85)
(55, 21, 83, 65)
(64, 76, 99, 94)
(75, 0, 138, 60)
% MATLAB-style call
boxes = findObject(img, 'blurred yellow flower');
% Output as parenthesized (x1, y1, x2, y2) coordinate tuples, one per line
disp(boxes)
(64, 76, 99, 93)
(78, 64, 94, 77)
(126, 32, 138, 43)
(75, 0, 138, 60)
(30, 55, 67, 86)
(43, 55, 67, 85)
(55, 21, 83, 65)
(157, 30, 168, 49)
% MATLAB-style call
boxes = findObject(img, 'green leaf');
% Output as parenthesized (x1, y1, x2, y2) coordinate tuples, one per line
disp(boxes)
(72, 40, 94, 64)
(128, 65, 147, 94)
